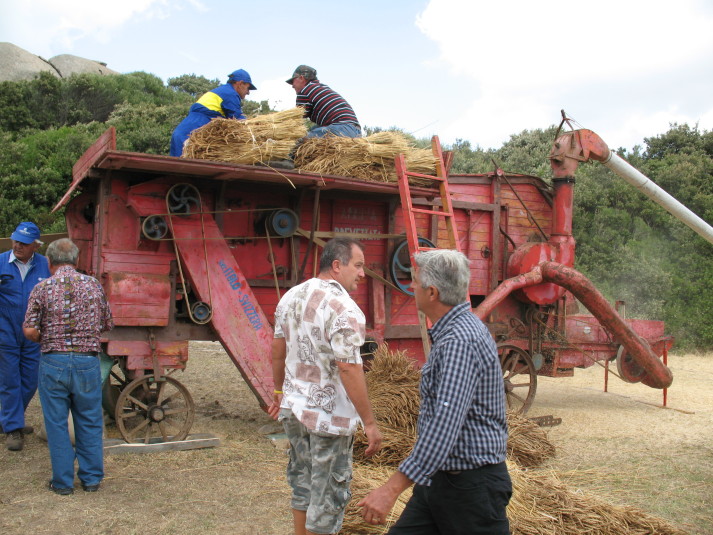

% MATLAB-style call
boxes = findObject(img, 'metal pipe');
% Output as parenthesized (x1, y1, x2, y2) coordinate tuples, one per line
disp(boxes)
(474, 261, 673, 388)
(602, 152, 713, 245)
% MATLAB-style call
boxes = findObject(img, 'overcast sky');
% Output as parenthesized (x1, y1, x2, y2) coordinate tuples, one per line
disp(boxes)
(2, 0, 712, 151)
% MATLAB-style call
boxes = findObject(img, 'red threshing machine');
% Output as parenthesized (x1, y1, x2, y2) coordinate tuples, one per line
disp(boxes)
(52, 123, 707, 444)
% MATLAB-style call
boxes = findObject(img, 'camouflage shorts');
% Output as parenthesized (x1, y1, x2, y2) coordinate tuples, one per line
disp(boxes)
(280, 409, 354, 535)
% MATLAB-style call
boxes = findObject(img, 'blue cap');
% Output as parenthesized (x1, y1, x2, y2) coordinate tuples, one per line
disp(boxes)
(11, 221, 41, 244)
(228, 69, 257, 90)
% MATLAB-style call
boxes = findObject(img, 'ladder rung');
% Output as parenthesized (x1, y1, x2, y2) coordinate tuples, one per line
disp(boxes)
(412, 207, 454, 217)
(404, 171, 446, 182)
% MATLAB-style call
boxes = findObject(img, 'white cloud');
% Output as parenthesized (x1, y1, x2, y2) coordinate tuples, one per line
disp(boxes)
(253, 77, 296, 112)
(3, 0, 185, 54)
(416, 0, 713, 149)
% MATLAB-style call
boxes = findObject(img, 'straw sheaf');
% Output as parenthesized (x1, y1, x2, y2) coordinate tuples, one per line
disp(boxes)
(181, 107, 307, 163)
(293, 132, 438, 185)
(339, 464, 413, 534)
(507, 462, 688, 535)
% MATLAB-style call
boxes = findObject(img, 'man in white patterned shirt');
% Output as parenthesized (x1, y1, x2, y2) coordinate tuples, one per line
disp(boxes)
(269, 237, 382, 535)
(358, 249, 511, 534)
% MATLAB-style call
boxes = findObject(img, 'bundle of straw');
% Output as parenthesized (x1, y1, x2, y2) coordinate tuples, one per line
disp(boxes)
(506, 410, 557, 468)
(293, 131, 439, 185)
(353, 344, 557, 469)
(339, 464, 413, 534)
(181, 107, 307, 163)
(507, 463, 688, 535)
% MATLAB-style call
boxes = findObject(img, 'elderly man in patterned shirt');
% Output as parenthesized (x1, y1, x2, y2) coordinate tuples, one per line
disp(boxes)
(358, 249, 511, 534)
(23, 238, 113, 496)
(269, 237, 382, 535)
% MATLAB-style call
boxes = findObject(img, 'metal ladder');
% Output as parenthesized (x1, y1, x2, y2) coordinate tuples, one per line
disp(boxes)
(395, 135, 461, 356)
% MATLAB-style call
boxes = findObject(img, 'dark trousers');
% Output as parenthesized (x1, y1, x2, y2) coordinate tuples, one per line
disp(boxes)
(388, 462, 512, 535)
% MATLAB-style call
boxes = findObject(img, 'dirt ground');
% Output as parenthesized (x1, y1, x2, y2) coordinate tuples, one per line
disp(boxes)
(1, 342, 711, 535)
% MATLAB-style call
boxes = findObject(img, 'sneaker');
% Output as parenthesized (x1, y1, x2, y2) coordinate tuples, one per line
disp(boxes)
(48, 481, 74, 496)
(6, 430, 24, 451)
(82, 482, 101, 492)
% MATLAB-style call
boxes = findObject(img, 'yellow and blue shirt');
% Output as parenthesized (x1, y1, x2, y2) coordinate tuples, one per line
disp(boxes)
(170, 84, 245, 157)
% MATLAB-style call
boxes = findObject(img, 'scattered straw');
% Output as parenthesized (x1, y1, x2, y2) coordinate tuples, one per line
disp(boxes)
(293, 131, 438, 185)
(349, 345, 686, 534)
(181, 107, 307, 163)
(507, 462, 689, 535)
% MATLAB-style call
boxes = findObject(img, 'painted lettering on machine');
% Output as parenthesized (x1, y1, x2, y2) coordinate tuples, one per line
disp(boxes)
(333, 227, 380, 240)
(218, 260, 264, 330)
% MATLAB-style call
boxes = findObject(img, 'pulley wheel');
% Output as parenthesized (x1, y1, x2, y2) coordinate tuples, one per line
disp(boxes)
(268, 209, 299, 237)
(498, 344, 537, 414)
(167, 183, 201, 215)
(141, 215, 168, 240)
(190, 301, 213, 324)
(389, 237, 436, 295)
(114, 375, 195, 443)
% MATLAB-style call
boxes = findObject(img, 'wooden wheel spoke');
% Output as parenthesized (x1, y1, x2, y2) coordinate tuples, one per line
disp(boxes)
(510, 381, 532, 388)
(125, 394, 149, 411)
(125, 417, 150, 440)
(117, 409, 142, 420)
(498, 344, 537, 414)
(160, 392, 181, 406)
(157, 421, 170, 442)
(508, 390, 527, 405)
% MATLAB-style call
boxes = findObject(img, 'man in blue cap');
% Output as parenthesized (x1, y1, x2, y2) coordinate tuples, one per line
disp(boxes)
(0, 221, 51, 451)
(170, 69, 257, 157)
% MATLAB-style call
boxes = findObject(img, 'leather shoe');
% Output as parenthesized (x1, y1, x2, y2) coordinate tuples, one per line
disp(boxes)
(48, 481, 74, 495)
(0, 424, 33, 434)
(6, 430, 24, 451)
(82, 483, 101, 492)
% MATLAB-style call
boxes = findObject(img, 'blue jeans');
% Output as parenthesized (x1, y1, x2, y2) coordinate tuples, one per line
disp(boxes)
(307, 123, 361, 139)
(38, 352, 104, 489)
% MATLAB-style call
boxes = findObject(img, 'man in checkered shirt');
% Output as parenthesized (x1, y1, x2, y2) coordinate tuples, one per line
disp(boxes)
(358, 249, 511, 534)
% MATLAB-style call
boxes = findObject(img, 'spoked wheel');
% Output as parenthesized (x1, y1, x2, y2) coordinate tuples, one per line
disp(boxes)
(498, 344, 537, 414)
(102, 364, 131, 418)
(114, 375, 195, 443)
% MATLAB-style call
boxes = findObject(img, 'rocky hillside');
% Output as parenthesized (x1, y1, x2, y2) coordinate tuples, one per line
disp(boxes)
(0, 42, 118, 82)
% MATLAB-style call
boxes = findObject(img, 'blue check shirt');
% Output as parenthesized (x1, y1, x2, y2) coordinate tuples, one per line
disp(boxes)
(398, 302, 508, 486)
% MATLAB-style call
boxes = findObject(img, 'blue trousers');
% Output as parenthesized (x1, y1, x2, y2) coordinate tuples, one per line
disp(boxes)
(307, 123, 361, 139)
(38, 352, 104, 489)
(0, 340, 41, 433)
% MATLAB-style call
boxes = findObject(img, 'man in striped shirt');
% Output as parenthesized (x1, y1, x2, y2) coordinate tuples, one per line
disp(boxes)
(357, 249, 511, 534)
(286, 65, 361, 138)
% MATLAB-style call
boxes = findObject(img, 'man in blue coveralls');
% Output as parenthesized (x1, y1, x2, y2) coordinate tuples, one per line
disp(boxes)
(170, 68, 257, 157)
(0, 222, 50, 451)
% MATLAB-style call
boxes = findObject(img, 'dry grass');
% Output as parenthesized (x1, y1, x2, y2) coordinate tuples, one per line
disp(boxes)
(0, 344, 710, 534)
(182, 107, 307, 163)
(293, 132, 438, 185)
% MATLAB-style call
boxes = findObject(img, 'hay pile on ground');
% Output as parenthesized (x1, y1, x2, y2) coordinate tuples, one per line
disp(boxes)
(181, 107, 307, 163)
(353, 344, 555, 469)
(507, 410, 556, 467)
(344, 345, 685, 535)
(507, 463, 688, 535)
(293, 131, 439, 185)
